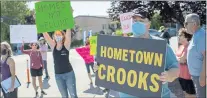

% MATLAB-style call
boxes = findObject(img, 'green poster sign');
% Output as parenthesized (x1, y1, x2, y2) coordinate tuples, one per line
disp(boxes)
(35, 1, 74, 33)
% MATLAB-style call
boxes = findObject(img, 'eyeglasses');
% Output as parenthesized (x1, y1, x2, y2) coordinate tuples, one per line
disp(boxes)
(32, 44, 37, 46)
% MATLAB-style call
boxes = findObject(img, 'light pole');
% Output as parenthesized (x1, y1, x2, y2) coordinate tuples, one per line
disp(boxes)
(1, 18, 3, 22)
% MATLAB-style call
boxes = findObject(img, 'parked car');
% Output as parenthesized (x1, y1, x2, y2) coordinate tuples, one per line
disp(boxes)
(149, 29, 160, 37)
(166, 28, 177, 37)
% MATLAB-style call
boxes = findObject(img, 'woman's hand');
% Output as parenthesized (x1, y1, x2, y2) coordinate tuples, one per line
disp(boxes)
(8, 87, 15, 93)
(159, 71, 169, 84)
(22, 40, 25, 46)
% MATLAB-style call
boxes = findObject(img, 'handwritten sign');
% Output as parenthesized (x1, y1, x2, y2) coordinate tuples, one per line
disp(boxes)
(89, 36, 97, 55)
(119, 12, 133, 34)
(35, 1, 74, 33)
(10, 25, 37, 43)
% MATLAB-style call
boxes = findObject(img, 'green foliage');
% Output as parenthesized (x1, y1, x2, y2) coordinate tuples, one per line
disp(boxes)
(150, 13, 163, 29)
(108, 1, 206, 26)
(1, 1, 30, 42)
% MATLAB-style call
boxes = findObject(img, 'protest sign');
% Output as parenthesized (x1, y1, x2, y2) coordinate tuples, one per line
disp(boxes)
(10, 25, 37, 43)
(119, 12, 133, 33)
(35, 1, 74, 33)
(95, 35, 167, 97)
(75, 46, 94, 64)
(89, 36, 97, 55)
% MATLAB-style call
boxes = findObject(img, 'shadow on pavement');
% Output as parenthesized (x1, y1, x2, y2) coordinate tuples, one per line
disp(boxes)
(43, 79, 51, 89)
(83, 85, 104, 95)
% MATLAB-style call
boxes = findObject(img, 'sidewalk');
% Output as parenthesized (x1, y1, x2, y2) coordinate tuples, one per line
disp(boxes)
(7, 49, 109, 98)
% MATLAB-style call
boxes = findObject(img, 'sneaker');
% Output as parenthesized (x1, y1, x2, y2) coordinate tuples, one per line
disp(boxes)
(41, 91, 47, 95)
(35, 92, 38, 97)
(44, 76, 50, 79)
(103, 88, 109, 93)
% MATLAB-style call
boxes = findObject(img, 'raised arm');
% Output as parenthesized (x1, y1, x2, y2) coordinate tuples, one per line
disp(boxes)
(64, 29, 72, 50)
(43, 32, 55, 50)
(21, 42, 31, 55)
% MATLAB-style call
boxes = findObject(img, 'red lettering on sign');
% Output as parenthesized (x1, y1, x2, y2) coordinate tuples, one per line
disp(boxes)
(120, 15, 132, 21)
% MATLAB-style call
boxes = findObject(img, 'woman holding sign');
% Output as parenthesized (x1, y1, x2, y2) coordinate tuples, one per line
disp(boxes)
(1, 41, 18, 98)
(43, 30, 78, 98)
(21, 42, 47, 97)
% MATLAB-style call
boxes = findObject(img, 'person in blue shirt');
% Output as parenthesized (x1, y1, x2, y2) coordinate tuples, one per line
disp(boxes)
(93, 12, 179, 98)
(118, 12, 180, 98)
(185, 13, 206, 98)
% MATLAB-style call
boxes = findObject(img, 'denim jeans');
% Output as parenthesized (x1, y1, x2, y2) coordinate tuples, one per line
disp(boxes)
(55, 71, 78, 98)
(191, 76, 206, 98)
(42, 60, 49, 77)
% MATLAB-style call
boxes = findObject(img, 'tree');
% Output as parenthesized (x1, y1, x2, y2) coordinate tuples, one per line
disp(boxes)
(150, 13, 163, 29)
(108, 1, 206, 27)
(1, 1, 31, 42)
(25, 9, 35, 24)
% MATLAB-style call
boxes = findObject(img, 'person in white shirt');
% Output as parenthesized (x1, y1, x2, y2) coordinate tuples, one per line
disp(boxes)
(39, 37, 49, 79)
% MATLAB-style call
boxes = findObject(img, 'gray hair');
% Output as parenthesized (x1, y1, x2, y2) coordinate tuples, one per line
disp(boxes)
(185, 13, 200, 26)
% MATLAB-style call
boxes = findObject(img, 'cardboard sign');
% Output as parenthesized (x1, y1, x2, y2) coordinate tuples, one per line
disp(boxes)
(120, 12, 133, 33)
(75, 46, 94, 64)
(10, 25, 38, 43)
(35, 1, 74, 33)
(89, 36, 97, 55)
(95, 35, 166, 97)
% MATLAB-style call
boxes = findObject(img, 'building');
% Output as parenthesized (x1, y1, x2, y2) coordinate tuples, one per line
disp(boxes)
(74, 15, 112, 40)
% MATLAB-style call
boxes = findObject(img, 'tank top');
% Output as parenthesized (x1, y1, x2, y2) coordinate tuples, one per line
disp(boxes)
(176, 45, 191, 79)
(53, 44, 73, 74)
(1, 56, 11, 81)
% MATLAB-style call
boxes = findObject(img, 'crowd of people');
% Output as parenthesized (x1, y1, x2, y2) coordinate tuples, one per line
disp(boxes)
(0, 12, 206, 98)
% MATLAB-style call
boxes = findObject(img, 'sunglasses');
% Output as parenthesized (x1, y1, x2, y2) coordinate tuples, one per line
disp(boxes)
(184, 22, 194, 26)
(32, 44, 37, 46)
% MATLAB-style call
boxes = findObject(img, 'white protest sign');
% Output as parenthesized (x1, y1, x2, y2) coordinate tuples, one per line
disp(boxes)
(170, 36, 178, 53)
(10, 25, 38, 43)
(119, 12, 133, 33)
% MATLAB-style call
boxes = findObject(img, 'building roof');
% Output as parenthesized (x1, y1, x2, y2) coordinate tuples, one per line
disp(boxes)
(74, 15, 109, 19)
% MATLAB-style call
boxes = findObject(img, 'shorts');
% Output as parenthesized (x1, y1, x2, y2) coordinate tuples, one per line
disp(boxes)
(85, 62, 94, 73)
(31, 67, 43, 77)
(179, 78, 196, 94)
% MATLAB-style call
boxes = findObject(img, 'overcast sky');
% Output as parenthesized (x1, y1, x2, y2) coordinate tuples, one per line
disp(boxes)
(27, 1, 111, 17)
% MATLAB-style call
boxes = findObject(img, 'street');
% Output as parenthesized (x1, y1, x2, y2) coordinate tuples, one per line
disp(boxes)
(2, 37, 178, 98)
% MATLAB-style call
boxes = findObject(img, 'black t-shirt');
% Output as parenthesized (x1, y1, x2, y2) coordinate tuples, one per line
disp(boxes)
(53, 45, 73, 74)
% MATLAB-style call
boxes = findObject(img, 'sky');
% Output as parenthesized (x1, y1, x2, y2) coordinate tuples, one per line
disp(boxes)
(27, 1, 111, 17)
